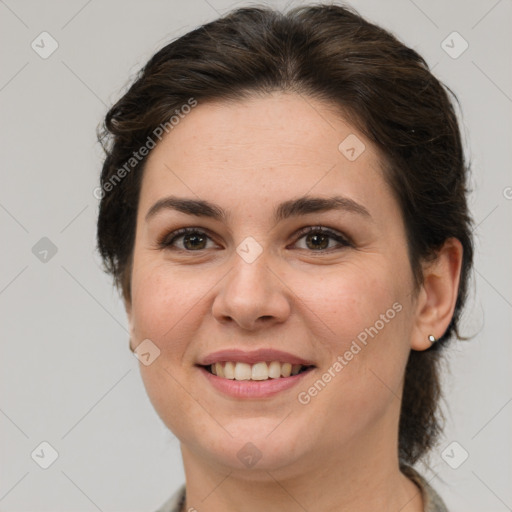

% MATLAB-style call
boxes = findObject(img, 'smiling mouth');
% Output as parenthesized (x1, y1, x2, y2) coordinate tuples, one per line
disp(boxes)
(200, 361, 315, 381)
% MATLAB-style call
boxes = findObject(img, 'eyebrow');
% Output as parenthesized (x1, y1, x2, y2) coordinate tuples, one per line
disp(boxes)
(145, 194, 371, 223)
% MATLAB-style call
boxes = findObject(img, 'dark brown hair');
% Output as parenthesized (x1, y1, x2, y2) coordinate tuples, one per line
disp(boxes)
(96, 3, 473, 465)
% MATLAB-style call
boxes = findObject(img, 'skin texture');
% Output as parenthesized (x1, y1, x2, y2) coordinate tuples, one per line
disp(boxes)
(126, 93, 462, 511)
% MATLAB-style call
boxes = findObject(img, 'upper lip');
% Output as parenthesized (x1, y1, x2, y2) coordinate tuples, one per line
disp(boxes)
(198, 348, 315, 366)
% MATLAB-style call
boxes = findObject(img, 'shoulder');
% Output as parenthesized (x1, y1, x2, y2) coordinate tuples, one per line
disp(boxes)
(401, 465, 449, 512)
(154, 484, 186, 512)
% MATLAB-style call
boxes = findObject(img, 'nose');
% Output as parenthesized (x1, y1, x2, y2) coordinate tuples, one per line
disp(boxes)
(212, 252, 291, 331)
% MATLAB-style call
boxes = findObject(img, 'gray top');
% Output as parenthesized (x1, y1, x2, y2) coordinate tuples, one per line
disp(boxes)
(155, 466, 448, 512)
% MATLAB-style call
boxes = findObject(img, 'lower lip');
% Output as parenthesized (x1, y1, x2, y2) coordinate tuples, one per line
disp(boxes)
(198, 366, 314, 399)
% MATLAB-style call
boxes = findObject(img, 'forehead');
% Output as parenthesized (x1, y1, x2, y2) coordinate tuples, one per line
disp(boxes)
(138, 93, 393, 221)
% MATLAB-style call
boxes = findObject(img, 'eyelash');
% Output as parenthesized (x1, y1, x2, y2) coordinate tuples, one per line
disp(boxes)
(157, 226, 353, 253)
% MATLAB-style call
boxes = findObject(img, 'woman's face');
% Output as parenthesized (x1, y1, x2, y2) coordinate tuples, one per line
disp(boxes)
(128, 93, 421, 475)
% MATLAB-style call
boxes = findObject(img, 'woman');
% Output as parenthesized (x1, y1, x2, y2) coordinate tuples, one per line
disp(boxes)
(96, 4, 473, 511)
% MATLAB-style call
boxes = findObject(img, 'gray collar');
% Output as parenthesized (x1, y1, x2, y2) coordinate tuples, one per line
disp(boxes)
(155, 468, 448, 512)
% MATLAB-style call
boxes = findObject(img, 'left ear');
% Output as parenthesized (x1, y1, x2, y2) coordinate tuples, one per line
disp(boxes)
(411, 238, 464, 351)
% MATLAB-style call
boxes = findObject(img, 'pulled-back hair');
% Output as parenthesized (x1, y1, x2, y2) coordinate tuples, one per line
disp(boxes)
(96, 3, 473, 465)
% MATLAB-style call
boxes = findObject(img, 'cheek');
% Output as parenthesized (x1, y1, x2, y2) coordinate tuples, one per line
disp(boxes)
(293, 283, 406, 436)
(290, 261, 412, 404)
(130, 259, 206, 349)
(130, 262, 211, 438)
(292, 260, 405, 344)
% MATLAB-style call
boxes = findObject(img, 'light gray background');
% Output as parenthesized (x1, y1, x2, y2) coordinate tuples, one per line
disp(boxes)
(1, 0, 511, 510)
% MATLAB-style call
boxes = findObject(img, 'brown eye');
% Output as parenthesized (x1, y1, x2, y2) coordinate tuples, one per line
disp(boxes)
(159, 228, 215, 251)
(304, 232, 330, 250)
(181, 232, 208, 250)
(294, 226, 352, 252)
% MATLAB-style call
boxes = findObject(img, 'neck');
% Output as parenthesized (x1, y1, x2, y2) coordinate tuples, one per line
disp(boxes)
(179, 426, 423, 512)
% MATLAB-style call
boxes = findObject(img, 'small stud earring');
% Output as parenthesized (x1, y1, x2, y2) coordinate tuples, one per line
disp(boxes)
(428, 334, 437, 344)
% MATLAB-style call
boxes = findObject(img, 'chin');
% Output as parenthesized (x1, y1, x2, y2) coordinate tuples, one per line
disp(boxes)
(188, 419, 313, 475)
(201, 442, 305, 477)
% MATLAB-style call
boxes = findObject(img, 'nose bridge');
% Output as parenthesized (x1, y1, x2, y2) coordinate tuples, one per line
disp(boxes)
(212, 240, 290, 328)
(226, 244, 274, 303)
(227, 233, 272, 285)
(237, 247, 270, 284)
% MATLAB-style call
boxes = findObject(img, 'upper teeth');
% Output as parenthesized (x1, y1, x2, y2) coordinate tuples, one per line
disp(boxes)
(210, 361, 305, 380)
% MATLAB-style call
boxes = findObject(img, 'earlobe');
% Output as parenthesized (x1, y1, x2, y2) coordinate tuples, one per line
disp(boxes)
(427, 334, 437, 344)
(411, 238, 463, 351)
(124, 300, 136, 353)
(128, 314, 134, 338)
